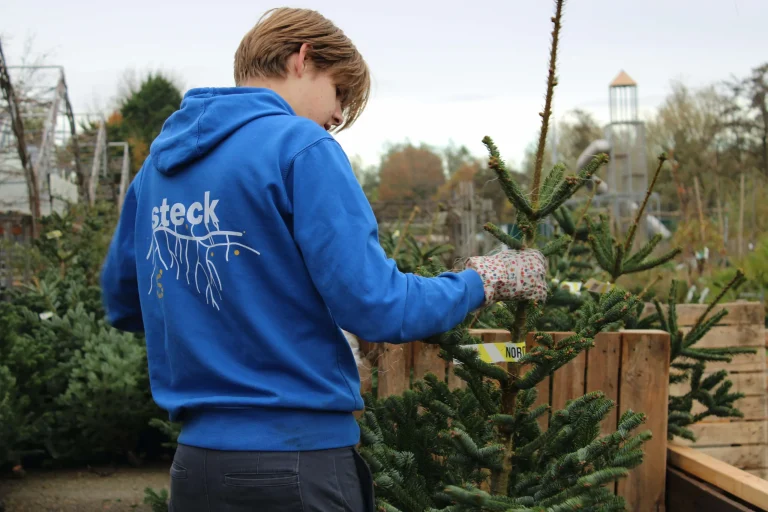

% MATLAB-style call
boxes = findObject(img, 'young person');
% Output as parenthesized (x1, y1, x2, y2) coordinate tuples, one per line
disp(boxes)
(100, 7, 548, 511)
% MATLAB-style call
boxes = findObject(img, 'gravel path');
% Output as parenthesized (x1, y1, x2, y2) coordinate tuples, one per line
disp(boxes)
(0, 464, 170, 512)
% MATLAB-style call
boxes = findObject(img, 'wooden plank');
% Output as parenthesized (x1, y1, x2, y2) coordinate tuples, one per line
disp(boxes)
(586, 332, 620, 437)
(699, 445, 768, 470)
(671, 372, 767, 398)
(680, 325, 764, 349)
(412, 341, 446, 383)
(692, 396, 768, 421)
(666, 467, 755, 512)
(550, 333, 586, 412)
(358, 359, 374, 396)
(376, 343, 410, 398)
(676, 421, 768, 447)
(642, 302, 764, 326)
(668, 443, 768, 509)
(616, 330, 670, 512)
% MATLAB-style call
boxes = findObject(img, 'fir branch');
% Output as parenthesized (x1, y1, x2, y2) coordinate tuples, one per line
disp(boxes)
(539, 163, 566, 207)
(623, 234, 662, 268)
(484, 222, 524, 250)
(482, 136, 534, 218)
(621, 247, 681, 274)
(624, 153, 666, 253)
(540, 235, 572, 258)
(688, 269, 746, 335)
(531, 0, 565, 207)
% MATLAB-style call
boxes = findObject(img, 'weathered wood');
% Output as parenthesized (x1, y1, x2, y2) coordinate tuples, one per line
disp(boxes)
(376, 343, 410, 398)
(412, 341, 446, 383)
(359, 359, 374, 396)
(666, 467, 755, 512)
(642, 302, 764, 326)
(585, 333, 621, 437)
(616, 330, 670, 512)
(746, 468, 768, 480)
(699, 445, 768, 470)
(550, 333, 586, 412)
(668, 443, 768, 510)
(676, 421, 768, 447)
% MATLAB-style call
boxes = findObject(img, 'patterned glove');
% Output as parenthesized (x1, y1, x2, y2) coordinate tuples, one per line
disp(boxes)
(465, 249, 549, 305)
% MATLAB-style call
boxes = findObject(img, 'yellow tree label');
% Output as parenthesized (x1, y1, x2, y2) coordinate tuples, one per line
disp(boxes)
(455, 342, 526, 364)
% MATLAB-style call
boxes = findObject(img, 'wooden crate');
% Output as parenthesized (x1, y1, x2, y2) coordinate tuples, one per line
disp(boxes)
(654, 302, 768, 478)
(357, 329, 671, 512)
(668, 443, 768, 511)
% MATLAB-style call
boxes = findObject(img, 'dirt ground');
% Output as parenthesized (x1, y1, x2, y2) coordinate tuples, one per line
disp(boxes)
(0, 463, 171, 512)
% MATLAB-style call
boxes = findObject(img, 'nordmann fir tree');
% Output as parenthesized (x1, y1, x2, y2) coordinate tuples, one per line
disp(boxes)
(357, 2, 653, 510)
(540, 153, 681, 332)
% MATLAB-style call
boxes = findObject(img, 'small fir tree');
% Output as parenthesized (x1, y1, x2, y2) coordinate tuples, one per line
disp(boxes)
(357, 2, 656, 510)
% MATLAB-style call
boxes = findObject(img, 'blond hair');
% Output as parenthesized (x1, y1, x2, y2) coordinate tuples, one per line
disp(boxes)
(234, 7, 370, 131)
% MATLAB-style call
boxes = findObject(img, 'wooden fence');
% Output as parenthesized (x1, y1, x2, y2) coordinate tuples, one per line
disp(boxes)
(661, 302, 768, 478)
(357, 329, 671, 512)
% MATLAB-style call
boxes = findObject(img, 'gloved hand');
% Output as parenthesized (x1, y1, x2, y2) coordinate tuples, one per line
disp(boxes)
(465, 249, 548, 305)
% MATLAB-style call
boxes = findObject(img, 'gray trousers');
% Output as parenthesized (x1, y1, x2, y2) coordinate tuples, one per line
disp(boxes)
(168, 443, 375, 511)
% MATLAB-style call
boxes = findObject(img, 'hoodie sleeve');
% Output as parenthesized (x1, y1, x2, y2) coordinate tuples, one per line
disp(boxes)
(100, 178, 144, 332)
(289, 138, 485, 344)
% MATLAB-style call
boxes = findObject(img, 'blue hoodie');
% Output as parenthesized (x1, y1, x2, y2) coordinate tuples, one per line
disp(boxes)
(100, 87, 486, 452)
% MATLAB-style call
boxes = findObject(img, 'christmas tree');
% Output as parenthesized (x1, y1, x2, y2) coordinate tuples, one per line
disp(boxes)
(357, 2, 658, 510)
(0, 204, 162, 469)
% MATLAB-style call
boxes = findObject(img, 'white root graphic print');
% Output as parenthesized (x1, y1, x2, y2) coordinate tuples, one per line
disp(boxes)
(146, 193, 260, 310)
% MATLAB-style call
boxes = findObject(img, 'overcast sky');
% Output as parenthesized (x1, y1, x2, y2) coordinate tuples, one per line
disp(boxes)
(2, 0, 766, 169)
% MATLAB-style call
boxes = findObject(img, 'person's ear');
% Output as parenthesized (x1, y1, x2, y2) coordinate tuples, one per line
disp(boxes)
(294, 43, 312, 78)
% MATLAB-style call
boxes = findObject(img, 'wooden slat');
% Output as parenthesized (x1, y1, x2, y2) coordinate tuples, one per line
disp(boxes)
(586, 333, 620, 437)
(680, 324, 764, 349)
(666, 467, 755, 512)
(676, 421, 768, 447)
(668, 443, 768, 509)
(643, 302, 764, 326)
(412, 341, 446, 383)
(550, 333, 586, 412)
(616, 330, 670, 512)
(670, 371, 767, 398)
(699, 445, 768, 470)
(376, 343, 410, 398)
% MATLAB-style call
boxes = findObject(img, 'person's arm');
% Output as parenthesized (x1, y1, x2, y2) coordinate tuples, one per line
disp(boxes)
(101, 177, 144, 332)
(289, 138, 485, 343)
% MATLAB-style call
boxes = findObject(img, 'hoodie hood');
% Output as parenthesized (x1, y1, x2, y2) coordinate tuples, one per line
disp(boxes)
(149, 87, 296, 175)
